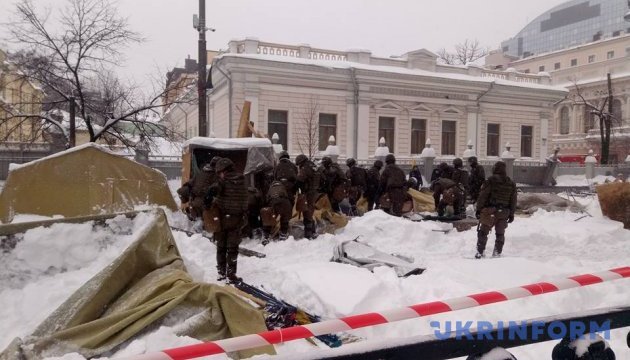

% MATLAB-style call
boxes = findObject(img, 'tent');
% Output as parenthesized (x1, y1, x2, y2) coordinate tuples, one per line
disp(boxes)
(0, 143, 177, 223)
(0, 209, 272, 359)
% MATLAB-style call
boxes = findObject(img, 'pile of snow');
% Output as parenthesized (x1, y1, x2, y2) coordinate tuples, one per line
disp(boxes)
(1, 187, 629, 359)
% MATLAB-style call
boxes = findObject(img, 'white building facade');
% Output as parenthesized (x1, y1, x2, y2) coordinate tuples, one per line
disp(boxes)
(204, 39, 567, 163)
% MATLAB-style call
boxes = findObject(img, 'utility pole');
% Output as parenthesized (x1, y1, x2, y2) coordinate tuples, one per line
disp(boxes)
(68, 96, 76, 148)
(196, 0, 207, 137)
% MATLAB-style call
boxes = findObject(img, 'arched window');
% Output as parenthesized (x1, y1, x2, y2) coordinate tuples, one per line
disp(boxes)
(584, 107, 595, 133)
(612, 99, 622, 124)
(560, 106, 570, 134)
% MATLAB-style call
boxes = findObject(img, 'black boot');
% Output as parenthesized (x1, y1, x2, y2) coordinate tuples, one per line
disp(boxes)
(216, 246, 227, 281)
(493, 234, 505, 257)
(226, 248, 242, 284)
(476, 230, 488, 259)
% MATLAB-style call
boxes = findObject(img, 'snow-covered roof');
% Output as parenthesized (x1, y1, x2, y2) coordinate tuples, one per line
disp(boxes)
(44, 109, 102, 132)
(184, 136, 273, 150)
(9, 143, 112, 171)
(217, 53, 568, 92)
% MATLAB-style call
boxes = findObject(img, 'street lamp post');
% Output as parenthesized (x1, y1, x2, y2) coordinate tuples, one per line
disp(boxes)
(193, 0, 215, 138)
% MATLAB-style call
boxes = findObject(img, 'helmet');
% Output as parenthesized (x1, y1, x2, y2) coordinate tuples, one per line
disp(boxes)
(408, 177, 418, 186)
(438, 162, 449, 171)
(453, 158, 463, 169)
(385, 154, 396, 164)
(492, 161, 507, 176)
(374, 160, 383, 169)
(295, 154, 308, 166)
(215, 158, 235, 173)
(346, 158, 356, 167)
(321, 156, 332, 167)
(203, 156, 221, 172)
(279, 151, 290, 160)
(468, 156, 478, 165)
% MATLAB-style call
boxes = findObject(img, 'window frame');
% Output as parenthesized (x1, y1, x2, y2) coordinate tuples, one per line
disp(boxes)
(378, 116, 396, 151)
(441, 120, 457, 156)
(486, 123, 500, 157)
(268, 109, 289, 151)
(520, 125, 533, 158)
(410, 118, 427, 154)
(318, 113, 337, 151)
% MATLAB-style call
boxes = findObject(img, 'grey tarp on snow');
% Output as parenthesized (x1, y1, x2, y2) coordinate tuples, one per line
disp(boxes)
(0, 209, 273, 360)
(516, 193, 584, 214)
(331, 240, 424, 277)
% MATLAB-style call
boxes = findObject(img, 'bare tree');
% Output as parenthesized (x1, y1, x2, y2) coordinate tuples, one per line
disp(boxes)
(295, 97, 320, 159)
(571, 73, 621, 164)
(1, 0, 194, 149)
(437, 39, 489, 65)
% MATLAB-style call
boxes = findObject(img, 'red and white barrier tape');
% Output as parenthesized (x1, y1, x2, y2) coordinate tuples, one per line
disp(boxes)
(121, 266, 630, 360)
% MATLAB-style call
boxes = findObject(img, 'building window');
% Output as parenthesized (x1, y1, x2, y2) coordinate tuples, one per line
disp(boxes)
(570, 59, 577, 66)
(560, 107, 570, 135)
(521, 126, 533, 158)
(268, 110, 288, 151)
(318, 113, 337, 151)
(554, 62, 561, 70)
(523, 69, 530, 74)
(441, 120, 456, 155)
(607, 51, 614, 59)
(539, 65, 545, 72)
(584, 107, 595, 133)
(487, 123, 500, 157)
(588, 55, 596, 63)
(410, 118, 427, 154)
(378, 116, 395, 150)
(612, 99, 623, 124)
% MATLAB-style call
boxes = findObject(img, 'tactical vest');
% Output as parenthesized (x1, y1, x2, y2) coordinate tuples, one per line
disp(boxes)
(275, 159, 297, 183)
(267, 181, 288, 201)
(348, 166, 367, 188)
(488, 176, 515, 207)
(216, 172, 248, 215)
(386, 165, 406, 189)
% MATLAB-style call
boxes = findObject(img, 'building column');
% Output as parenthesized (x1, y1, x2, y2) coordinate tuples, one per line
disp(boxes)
(466, 105, 479, 155)
(357, 99, 370, 160)
(540, 111, 550, 161)
(346, 99, 355, 159)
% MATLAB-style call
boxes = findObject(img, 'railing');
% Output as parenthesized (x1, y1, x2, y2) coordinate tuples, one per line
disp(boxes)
(227, 39, 551, 85)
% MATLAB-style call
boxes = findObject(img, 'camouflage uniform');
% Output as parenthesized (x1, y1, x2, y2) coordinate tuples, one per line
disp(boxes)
(319, 157, 348, 213)
(178, 157, 219, 220)
(345, 158, 367, 214)
(265, 181, 292, 239)
(365, 160, 383, 211)
(475, 161, 517, 258)
(296, 155, 321, 239)
(430, 177, 465, 217)
(451, 158, 469, 213)
(379, 154, 407, 217)
(468, 156, 486, 203)
(209, 158, 248, 282)
(274, 153, 298, 204)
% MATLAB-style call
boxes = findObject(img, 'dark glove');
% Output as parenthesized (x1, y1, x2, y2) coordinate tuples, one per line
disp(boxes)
(475, 210, 481, 219)
(508, 213, 514, 223)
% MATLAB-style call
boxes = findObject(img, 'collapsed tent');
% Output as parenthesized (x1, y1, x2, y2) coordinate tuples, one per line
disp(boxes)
(0, 143, 177, 223)
(0, 209, 272, 359)
(332, 239, 425, 277)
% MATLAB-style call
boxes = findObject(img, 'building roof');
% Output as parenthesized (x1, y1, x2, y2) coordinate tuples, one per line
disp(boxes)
(217, 53, 568, 93)
(184, 136, 272, 150)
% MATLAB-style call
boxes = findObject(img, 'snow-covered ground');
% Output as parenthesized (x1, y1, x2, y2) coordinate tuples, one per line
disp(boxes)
(1, 189, 629, 360)
(555, 174, 616, 187)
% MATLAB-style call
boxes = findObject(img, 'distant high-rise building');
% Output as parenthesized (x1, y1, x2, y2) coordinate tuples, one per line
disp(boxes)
(501, 0, 629, 59)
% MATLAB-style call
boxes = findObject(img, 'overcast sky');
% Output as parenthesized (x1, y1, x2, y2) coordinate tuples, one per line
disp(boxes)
(1, 0, 568, 86)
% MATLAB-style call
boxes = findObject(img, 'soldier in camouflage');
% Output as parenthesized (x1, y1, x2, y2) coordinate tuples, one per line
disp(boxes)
(296, 154, 321, 239)
(177, 156, 220, 221)
(345, 158, 367, 215)
(274, 151, 298, 205)
(379, 154, 407, 217)
(468, 156, 486, 203)
(475, 161, 517, 259)
(264, 180, 292, 241)
(208, 158, 249, 282)
(365, 160, 383, 211)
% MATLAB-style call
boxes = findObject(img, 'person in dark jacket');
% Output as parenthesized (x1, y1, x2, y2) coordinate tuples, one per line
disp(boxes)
(451, 158, 469, 212)
(177, 156, 220, 221)
(408, 165, 423, 190)
(365, 160, 383, 211)
(475, 161, 517, 259)
(247, 165, 273, 239)
(468, 156, 486, 203)
(296, 154, 320, 239)
(345, 158, 367, 214)
(274, 151, 298, 205)
(208, 158, 248, 283)
(318, 156, 347, 213)
(430, 176, 465, 218)
(264, 180, 292, 241)
(431, 162, 452, 183)
(379, 154, 407, 216)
